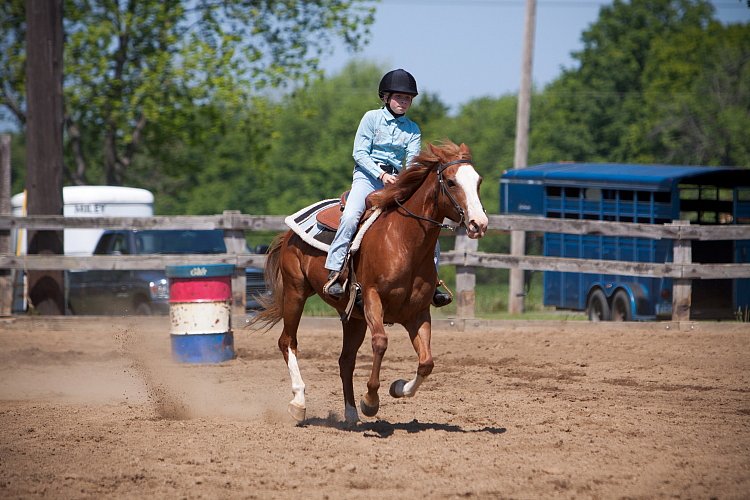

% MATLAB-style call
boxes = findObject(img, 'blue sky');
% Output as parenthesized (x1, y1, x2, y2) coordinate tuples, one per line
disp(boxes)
(320, 0, 750, 113)
(1, 1, 746, 132)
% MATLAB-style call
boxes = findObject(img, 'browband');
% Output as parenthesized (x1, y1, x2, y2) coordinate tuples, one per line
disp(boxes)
(437, 159, 472, 173)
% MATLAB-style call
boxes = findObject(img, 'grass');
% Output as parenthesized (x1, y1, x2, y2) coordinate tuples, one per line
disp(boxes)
(301, 273, 587, 321)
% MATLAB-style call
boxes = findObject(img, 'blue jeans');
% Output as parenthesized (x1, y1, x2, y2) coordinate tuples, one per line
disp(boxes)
(325, 170, 380, 272)
(325, 169, 441, 275)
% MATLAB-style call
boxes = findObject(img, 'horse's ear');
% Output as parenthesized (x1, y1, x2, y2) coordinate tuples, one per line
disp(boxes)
(459, 143, 470, 155)
(428, 142, 444, 161)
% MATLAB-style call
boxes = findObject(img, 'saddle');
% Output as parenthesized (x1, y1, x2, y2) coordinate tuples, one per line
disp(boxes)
(316, 190, 376, 232)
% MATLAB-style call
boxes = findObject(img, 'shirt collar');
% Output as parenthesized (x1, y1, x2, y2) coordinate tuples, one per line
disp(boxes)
(380, 106, 404, 122)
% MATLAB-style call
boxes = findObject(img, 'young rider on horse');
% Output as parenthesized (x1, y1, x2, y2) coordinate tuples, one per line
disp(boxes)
(322, 68, 452, 307)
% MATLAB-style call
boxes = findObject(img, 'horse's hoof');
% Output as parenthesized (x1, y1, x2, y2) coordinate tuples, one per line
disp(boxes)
(359, 397, 379, 417)
(344, 405, 360, 425)
(288, 402, 306, 422)
(389, 379, 407, 398)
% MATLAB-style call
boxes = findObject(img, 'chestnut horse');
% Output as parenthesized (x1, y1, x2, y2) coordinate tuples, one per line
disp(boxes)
(249, 140, 488, 424)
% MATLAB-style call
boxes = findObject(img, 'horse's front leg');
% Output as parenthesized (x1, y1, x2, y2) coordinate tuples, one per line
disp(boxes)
(340, 318, 367, 424)
(390, 312, 434, 399)
(360, 289, 387, 417)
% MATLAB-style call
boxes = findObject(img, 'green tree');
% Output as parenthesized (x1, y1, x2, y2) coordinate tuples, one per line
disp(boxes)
(633, 21, 750, 165)
(130, 99, 276, 216)
(425, 95, 518, 213)
(0, 0, 375, 186)
(261, 61, 451, 214)
(534, 0, 723, 164)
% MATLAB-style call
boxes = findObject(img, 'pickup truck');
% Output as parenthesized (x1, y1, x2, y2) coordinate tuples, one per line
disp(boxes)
(66, 229, 267, 315)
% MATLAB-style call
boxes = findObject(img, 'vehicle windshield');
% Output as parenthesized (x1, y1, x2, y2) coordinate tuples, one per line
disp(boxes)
(136, 230, 227, 254)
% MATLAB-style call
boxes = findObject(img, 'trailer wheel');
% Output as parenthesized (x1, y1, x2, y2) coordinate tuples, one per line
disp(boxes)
(611, 290, 632, 321)
(587, 289, 611, 322)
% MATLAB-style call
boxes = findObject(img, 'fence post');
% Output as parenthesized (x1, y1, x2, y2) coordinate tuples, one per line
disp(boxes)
(0, 134, 11, 316)
(454, 227, 477, 319)
(222, 210, 247, 316)
(671, 220, 692, 322)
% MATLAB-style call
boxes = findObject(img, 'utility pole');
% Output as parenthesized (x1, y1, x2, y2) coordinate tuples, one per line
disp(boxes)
(0, 135, 11, 316)
(25, 0, 65, 315)
(509, 0, 536, 314)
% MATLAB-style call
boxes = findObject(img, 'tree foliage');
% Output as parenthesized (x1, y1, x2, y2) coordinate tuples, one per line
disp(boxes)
(532, 0, 749, 166)
(260, 62, 452, 213)
(3, 0, 748, 222)
(0, 0, 375, 185)
(634, 21, 750, 165)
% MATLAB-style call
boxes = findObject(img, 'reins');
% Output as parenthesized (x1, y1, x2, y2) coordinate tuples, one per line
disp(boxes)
(394, 158, 470, 231)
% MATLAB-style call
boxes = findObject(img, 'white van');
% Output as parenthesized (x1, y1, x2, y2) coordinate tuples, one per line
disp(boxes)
(11, 185, 154, 256)
(10, 186, 154, 313)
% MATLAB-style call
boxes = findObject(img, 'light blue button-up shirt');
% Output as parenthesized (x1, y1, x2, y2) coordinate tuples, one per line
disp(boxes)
(352, 107, 421, 180)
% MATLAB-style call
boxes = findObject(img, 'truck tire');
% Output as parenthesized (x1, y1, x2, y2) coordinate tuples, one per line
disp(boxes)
(587, 289, 611, 322)
(134, 301, 152, 316)
(611, 290, 633, 322)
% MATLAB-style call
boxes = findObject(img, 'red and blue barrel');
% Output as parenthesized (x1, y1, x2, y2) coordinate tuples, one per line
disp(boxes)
(166, 264, 235, 363)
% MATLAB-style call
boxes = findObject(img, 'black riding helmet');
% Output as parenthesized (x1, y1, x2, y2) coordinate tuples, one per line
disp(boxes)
(378, 69, 418, 99)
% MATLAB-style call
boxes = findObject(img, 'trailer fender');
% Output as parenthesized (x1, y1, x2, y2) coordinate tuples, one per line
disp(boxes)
(587, 282, 650, 321)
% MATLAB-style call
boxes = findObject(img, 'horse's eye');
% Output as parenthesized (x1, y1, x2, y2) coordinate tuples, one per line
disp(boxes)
(446, 179, 456, 188)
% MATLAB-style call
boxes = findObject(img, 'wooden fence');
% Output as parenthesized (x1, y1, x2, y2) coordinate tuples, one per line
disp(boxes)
(1, 210, 749, 320)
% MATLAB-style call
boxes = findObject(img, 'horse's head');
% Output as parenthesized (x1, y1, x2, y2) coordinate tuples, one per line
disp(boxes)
(368, 140, 489, 238)
(429, 142, 488, 239)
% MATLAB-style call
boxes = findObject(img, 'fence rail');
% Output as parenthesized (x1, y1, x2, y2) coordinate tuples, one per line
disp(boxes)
(2, 213, 750, 240)
(2, 211, 749, 320)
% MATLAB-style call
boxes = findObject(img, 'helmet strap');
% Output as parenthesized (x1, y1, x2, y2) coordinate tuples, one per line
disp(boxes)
(382, 93, 404, 118)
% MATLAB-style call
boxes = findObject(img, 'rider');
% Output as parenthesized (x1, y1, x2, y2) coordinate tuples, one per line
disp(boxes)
(323, 68, 452, 307)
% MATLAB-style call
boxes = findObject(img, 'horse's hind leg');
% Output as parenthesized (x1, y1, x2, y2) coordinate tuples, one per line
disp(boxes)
(339, 318, 367, 424)
(278, 288, 309, 422)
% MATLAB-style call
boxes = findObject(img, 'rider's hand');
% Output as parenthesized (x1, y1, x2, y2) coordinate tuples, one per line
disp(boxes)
(381, 173, 397, 185)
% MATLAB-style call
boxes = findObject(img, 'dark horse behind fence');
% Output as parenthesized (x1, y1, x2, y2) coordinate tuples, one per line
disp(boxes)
(248, 140, 488, 424)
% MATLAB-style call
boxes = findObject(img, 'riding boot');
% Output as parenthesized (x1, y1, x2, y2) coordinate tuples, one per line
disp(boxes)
(432, 281, 453, 307)
(324, 270, 344, 299)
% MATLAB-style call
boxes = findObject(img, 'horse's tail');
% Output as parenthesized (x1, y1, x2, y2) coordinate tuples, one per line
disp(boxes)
(246, 232, 286, 332)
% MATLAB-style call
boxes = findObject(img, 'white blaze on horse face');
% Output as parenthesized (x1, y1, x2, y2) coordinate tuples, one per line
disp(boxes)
(455, 165, 489, 237)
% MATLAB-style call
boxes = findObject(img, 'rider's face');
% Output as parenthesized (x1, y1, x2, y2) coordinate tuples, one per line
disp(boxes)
(387, 93, 414, 114)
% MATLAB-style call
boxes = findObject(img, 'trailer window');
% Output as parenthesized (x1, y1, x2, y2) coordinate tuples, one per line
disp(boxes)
(584, 188, 601, 201)
(654, 192, 670, 204)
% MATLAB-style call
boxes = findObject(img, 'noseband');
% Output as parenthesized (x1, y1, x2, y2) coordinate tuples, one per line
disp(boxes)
(395, 159, 471, 231)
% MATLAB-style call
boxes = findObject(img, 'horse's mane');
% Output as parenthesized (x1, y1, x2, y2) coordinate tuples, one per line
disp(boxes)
(369, 139, 472, 211)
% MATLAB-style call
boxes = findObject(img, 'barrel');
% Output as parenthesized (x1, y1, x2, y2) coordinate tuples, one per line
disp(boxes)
(165, 264, 235, 363)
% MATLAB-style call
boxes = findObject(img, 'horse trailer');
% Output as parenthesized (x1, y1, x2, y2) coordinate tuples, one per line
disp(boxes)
(500, 163, 750, 321)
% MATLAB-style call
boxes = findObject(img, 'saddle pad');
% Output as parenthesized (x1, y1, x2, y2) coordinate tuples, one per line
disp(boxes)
(285, 199, 383, 254)
(285, 199, 339, 252)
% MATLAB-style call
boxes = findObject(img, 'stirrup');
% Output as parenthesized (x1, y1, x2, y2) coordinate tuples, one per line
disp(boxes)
(432, 279, 454, 307)
(323, 271, 344, 299)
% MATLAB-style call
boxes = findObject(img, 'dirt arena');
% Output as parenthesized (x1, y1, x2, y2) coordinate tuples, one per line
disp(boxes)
(0, 315, 748, 499)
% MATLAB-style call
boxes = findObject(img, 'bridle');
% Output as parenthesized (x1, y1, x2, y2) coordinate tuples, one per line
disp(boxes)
(394, 158, 471, 231)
